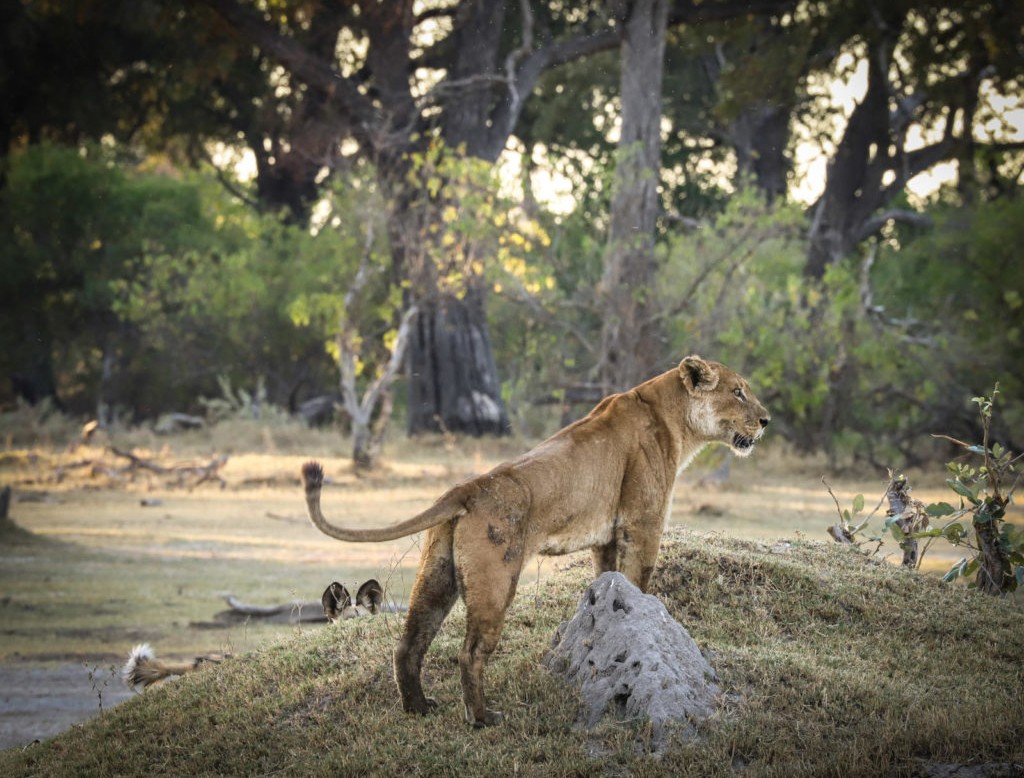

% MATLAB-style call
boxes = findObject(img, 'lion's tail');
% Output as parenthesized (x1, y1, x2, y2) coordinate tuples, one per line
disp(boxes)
(302, 461, 468, 543)
(121, 644, 216, 690)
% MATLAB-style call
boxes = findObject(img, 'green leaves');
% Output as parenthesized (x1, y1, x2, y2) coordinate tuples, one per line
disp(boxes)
(884, 515, 906, 541)
(942, 523, 966, 544)
(946, 478, 980, 505)
(942, 557, 980, 583)
(926, 502, 956, 518)
(825, 385, 1019, 593)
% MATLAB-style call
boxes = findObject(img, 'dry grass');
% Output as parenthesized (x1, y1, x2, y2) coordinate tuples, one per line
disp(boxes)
(1, 415, 1023, 775)
(1, 531, 1022, 777)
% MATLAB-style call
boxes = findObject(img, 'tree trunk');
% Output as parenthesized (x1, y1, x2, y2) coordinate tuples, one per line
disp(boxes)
(375, 141, 510, 439)
(732, 103, 791, 203)
(974, 498, 1011, 595)
(701, 40, 793, 204)
(439, 0, 506, 159)
(597, 0, 670, 393)
(10, 312, 61, 408)
(337, 272, 417, 469)
(406, 288, 509, 436)
(800, 8, 963, 280)
(349, 394, 384, 471)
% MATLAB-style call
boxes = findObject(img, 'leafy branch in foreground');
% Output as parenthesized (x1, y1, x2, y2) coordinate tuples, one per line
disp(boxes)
(826, 386, 1023, 594)
(926, 386, 1023, 594)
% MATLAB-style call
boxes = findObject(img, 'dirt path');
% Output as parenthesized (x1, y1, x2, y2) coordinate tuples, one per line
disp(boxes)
(0, 662, 134, 751)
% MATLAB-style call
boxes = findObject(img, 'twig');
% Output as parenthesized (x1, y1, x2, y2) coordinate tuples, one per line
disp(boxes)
(822, 477, 854, 544)
(822, 476, 843, 517)
(930, 433, 972, 449)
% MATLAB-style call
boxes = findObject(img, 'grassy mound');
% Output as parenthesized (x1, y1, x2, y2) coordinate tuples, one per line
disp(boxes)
(2, 530, 1022, 777)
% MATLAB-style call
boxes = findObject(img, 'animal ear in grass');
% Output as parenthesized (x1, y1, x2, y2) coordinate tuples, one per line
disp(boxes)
(356, 579, 384, 614)
(322, 581, 352, 623)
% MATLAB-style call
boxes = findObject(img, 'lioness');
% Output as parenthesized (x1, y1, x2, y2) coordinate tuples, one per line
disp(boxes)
(302, 355, 768, 727)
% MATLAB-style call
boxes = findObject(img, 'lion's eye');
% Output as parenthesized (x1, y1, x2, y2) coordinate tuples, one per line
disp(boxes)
(733, 387, 746, 401)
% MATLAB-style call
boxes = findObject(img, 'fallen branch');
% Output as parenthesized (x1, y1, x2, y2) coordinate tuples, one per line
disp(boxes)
(109, 446, 170, 474)
(54, 458, 105, 483)
(194, 595, 327, 627)
(224, 595, 324, 619)
(175, 454, 229, 490)
(53, 448, 230, 489)
(264, 511, 306, 524)
(192, 591, 410, 628)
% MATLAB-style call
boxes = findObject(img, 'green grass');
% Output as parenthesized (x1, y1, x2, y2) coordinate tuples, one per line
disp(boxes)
(0, 518, 343, 662)
(2, 530, 1022, 777)
(2, 418, 1023, 775)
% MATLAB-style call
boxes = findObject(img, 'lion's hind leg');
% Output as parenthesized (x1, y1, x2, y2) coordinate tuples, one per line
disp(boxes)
(394, 524, 458, 715)
(455, 544, 520, 727)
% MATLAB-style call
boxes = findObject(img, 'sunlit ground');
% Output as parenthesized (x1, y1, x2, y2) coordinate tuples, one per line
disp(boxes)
(1, 436, 1018, 666)
(8, 442, 1007, 578)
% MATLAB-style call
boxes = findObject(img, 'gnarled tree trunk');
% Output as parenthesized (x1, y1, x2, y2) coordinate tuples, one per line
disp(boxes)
(406, 288, 509, 436)
(598, 0, 670, 393)
(700, 37, 793, 204)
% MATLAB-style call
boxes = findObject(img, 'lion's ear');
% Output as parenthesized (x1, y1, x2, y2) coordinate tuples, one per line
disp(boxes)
(356, 579, 384, 614)
(322, 582, 351, 623)
(679, 355, 719, 393)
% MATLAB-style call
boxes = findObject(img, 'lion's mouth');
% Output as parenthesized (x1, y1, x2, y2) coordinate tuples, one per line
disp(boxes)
(732, 432, 756, 451)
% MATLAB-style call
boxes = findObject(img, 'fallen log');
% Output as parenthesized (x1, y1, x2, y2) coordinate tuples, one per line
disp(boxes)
(191, 591, 407, 628)
(109, 446, 170, 474)
(66, 447, 231, 489)
(225, 595, 324, 619)
(173, 454, 228, 490)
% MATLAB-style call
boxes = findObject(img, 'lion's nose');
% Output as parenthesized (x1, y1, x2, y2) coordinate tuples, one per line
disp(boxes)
(759, 416, 770, 428)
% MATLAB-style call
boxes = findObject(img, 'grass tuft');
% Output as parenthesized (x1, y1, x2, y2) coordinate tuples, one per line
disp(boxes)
(2, 530, 1022, 776)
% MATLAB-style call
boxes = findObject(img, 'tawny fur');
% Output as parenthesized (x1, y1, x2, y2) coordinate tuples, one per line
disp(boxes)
(121, 643, 224, 690)
(302, 355, 769, 727)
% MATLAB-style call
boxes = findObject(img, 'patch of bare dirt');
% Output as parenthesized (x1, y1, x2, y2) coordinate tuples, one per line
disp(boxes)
(0, 662, 134, 751)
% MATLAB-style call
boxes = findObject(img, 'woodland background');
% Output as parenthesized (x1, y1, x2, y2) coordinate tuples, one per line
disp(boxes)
(2, 0, 1022, 468)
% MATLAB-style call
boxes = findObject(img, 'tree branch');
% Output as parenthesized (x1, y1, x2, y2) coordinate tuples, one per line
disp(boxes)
(855, 209, 932, 243)
(195, 145, 261, 209)
(360, 304, 418, 420)
(503, 0, 535, 124)
(189, 0, 378, 142)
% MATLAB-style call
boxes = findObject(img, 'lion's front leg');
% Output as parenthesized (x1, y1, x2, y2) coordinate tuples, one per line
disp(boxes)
(612, 518, 665, 593)
(591, 542, 617, 576)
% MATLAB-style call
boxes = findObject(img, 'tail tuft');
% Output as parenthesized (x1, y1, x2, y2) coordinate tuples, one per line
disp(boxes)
(302, 460, 324, 491)
(121, 643, 155, 689)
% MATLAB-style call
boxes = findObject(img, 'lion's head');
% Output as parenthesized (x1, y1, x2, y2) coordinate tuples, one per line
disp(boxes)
(679, 355, 770, 457)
